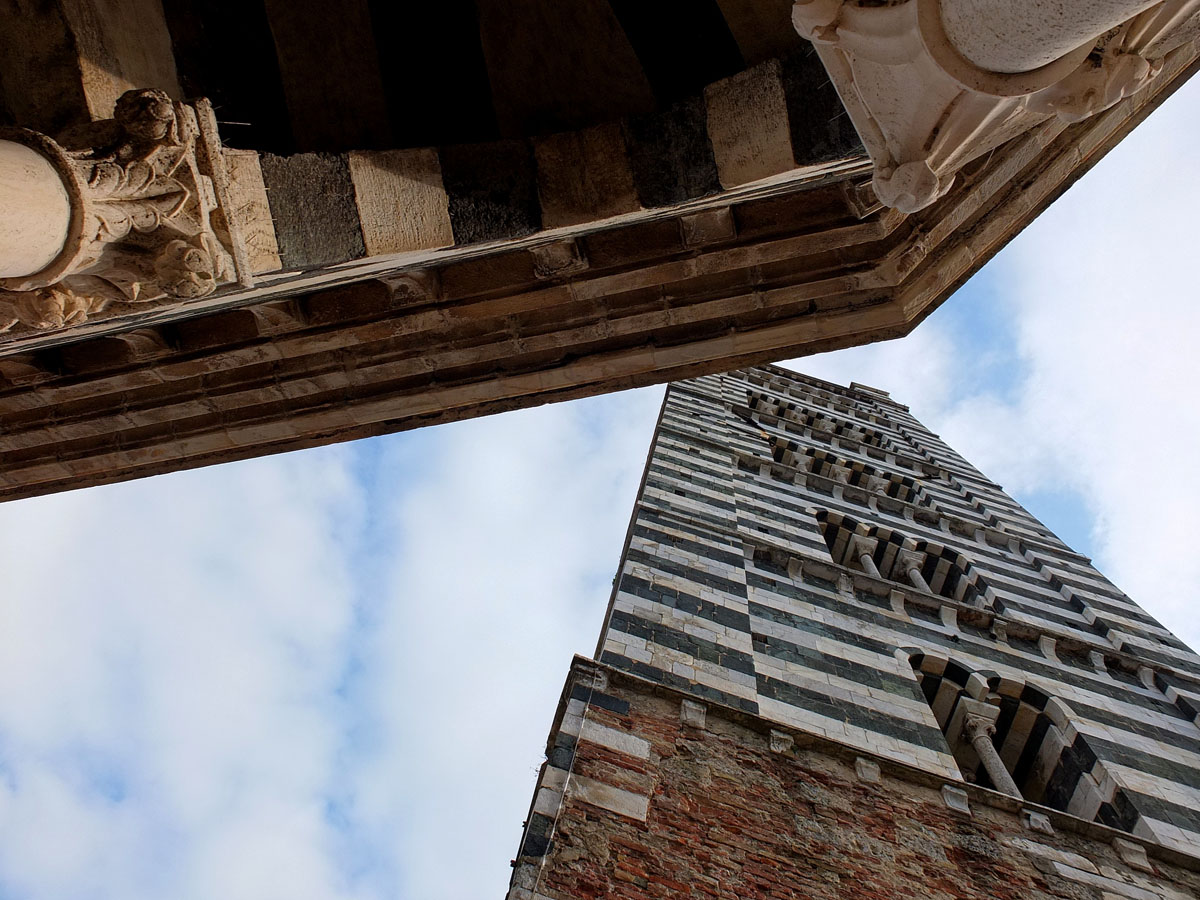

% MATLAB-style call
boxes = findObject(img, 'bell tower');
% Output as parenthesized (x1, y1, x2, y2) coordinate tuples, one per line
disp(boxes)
(508, 365, 1200, 899)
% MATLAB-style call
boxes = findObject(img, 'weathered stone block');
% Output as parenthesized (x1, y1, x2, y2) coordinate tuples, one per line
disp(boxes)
(259, 152, 365, 269)
(347, 149, 453, 256)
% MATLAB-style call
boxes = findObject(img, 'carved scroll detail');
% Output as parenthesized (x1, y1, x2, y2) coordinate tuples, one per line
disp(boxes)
(0, 89, 248, 334)
(792, 0, 1200, 211)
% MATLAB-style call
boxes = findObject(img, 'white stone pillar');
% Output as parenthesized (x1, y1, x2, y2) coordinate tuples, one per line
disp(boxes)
(0, 89, 250, 336)
(0, 140, 71, 278)
(896, 549, 930, 593)
(964, 712, 1022, 798)
(849, 535, 880, 576)
(859, 552, 880, 577)
(906, 566, 931, 593)
(939, 0, 1165, 74)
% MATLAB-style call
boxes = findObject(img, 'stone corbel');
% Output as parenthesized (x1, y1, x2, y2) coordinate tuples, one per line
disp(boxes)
(864, 473, 892, 496)
(792, 0, 1200, 211)
(0, 89, 256, 334)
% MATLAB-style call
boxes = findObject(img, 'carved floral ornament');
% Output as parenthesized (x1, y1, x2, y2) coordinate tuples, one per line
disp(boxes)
(0, 89, 250, 333)
(792, 0, 1200, 212)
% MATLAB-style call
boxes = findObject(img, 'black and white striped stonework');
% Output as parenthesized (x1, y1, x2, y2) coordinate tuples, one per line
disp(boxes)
(595, 365, 1200, 857)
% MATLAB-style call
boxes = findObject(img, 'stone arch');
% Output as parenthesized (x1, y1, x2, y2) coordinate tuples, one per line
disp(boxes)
(816, 513, 991, 606)
(905, 651, 1132, 830)
(814, 510, 911, 575)
(910, 539, 994, 607)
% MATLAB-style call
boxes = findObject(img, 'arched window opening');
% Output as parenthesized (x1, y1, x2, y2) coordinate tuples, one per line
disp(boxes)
(907, 653, 1133, 830)
(816, 513, 992, 606)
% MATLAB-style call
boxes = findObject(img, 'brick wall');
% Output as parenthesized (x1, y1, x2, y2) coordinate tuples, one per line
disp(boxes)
(510, 660, 1200, 900)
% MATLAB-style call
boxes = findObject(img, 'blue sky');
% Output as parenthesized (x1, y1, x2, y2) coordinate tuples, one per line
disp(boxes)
(0, 75, 1197, 900)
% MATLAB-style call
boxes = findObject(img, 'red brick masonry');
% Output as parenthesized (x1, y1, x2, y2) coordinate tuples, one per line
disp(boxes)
(509, 659, 1200, 900)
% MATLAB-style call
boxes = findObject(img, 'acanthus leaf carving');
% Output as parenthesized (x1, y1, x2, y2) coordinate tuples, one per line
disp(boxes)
(793, 0, 1200, 212)
(0, 88, 246, 334)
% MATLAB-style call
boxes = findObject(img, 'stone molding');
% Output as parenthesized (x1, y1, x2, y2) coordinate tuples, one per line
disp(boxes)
(0, 90, 256, 333)
(0, 36, 1196, 502)
(792, 0, 1200, 211)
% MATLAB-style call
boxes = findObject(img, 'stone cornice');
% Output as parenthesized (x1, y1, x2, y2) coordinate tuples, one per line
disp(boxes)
(0, 39, 1195, 501)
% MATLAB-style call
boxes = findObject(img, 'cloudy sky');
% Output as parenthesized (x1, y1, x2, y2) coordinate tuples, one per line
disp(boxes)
(1, 78, 1198, 900)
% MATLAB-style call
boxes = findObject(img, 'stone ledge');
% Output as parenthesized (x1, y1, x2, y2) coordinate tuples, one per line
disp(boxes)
(0, 40, 1196, 501)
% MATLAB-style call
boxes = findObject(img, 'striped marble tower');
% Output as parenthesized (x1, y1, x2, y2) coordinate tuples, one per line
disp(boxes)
(589, 365, 1200, 855)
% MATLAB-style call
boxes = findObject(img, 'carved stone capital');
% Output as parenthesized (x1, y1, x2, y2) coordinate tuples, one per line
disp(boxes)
(964, 711, 997, 742)
(0, 89, 254, 335)
(848, 534, 878, 558)
(792, 0, 1200, 211)
(864, 473, 892, 495)
(810, 415, 837, 434)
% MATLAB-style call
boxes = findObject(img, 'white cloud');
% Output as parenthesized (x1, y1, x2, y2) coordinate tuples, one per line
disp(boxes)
(343, 386, 663, 900)
(0, 449, 369, 900)
(0, 386, 663, 900)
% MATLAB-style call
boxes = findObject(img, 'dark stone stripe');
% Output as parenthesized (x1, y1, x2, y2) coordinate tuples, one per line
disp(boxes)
(738, 518, 826, 551)
(519, 811, 556, 858)
(641, 496, 740, 532)
(1012, 710, 1051, 787)
(993, 598, 1098, 634)
(650, 457, 732, 489)
(751, 628, 925, 702)
(1084, 597, 1160, 626)
(1084, 739, 1200, 796)
(1084, 734, 1200, 788)
(570, 684, 630, 715)
(609, 609, 755, 676)
(1097, 790, 1142, 833)
(619, 574, 750, 630)
(601, 650, 759, 714)
(753, 571, 1190, 726)
(1065, 696, 1198, 750)
(625, 547, 747, 599)
(987, 578, 1085, 609)
(650, 461, 732, 494)
(734, 484, 822, 519)
(646, 476, 736, 512)
(748, 597, 893, 660)
(636, 508, 740, 548)
(623, 96, 721, 208)
(1040, 729, 1086, 811)
(259, 152, 365, 268)
(632, 524, 745, 568)
(440, 139, 541, 243)
(756, 674, 947, 752)
(1125, 789, 1200, 835)
(1123, 642, 1200, 678)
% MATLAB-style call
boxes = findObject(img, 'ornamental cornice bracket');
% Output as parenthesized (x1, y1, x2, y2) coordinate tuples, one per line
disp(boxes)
(792, 0, 1200, 212)
(0, 89, 254, 335)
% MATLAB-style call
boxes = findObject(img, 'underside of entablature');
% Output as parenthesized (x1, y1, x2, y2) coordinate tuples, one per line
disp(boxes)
(0, 30, 1197, 503)
(0, 0, 1198, 500)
